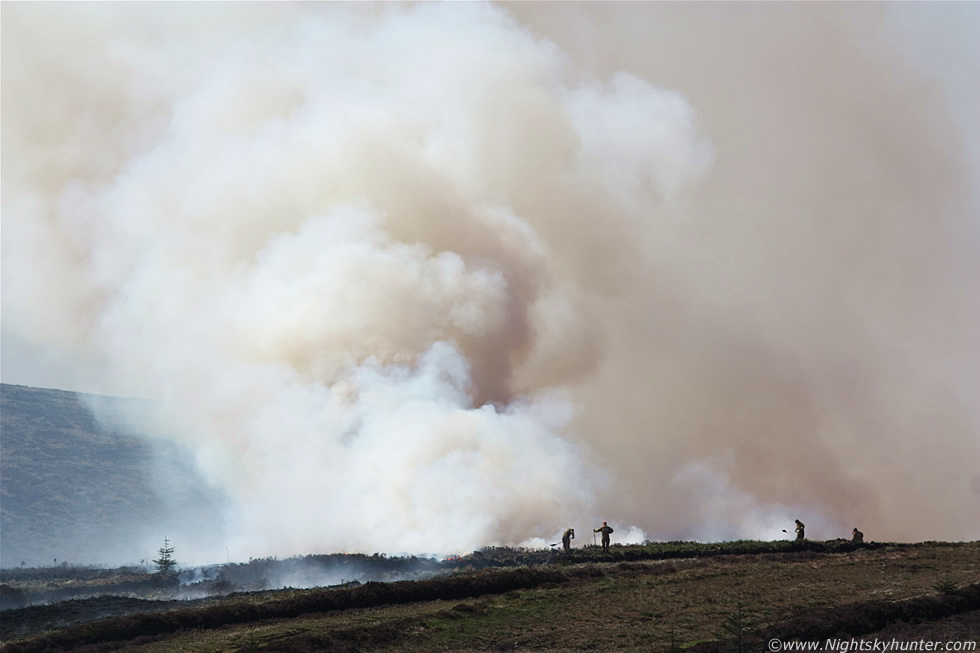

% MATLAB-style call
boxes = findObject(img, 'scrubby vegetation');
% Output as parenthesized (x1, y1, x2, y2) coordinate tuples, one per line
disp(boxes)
(1, 541, 978, 652)
(1, 566, 566, 652)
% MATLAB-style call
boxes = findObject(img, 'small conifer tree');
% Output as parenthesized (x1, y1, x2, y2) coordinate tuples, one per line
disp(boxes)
(153, 537, 178, 575)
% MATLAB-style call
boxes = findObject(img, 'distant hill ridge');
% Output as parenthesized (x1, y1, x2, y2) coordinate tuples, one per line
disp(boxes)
(0, 384, 222, 568)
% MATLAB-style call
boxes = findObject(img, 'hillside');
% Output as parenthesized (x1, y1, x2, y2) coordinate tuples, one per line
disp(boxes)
(0, 541, 978, 652)
(0, 384, 223, 567)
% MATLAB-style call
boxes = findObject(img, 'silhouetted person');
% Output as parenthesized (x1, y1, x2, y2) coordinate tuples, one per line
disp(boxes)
(795, 519, 805, 541)
(562, 528, 575, 552)
(851, 527, 864, 543)
(594, 522, 614, 553)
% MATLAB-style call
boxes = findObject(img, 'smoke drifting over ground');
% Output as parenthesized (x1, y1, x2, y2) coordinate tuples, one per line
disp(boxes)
(2, 3, 978, 563)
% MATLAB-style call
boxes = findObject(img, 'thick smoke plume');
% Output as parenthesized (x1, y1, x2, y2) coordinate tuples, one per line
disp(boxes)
(2, 2, 978, 562)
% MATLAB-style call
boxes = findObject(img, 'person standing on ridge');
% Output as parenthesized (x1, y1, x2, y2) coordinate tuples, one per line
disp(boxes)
(561, 528, 575, 552)
(594, 522, 614, 553)
(795, 519, 806, 541)
(851, 527, 864, 543)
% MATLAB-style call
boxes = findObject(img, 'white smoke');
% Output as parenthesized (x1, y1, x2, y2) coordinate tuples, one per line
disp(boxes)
(3, 2, 978, 562)
(3, 2, 706, 560)
(670, 459, 828, 543)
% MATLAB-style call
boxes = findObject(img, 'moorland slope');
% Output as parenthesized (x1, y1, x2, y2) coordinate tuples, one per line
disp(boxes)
(1, 540, 978, 652)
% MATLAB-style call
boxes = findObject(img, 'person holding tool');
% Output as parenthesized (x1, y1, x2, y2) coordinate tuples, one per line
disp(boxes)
(781, 520, 805, 541)
(594, 521, 614, 553)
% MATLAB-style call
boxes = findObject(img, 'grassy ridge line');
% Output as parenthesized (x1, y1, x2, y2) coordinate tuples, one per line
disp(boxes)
(437, 539, 887, 573)
(553, 538, 887, 561)
(0, 567, 568, 653)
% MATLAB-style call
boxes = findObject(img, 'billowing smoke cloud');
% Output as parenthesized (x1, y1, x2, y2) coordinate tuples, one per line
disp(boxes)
(509, 2, 980, 542)
(2, 2, 978, 562)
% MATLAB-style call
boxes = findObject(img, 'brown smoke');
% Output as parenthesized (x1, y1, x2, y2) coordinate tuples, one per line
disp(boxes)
(2, 2, 977, 561)
(511, 2, 980, 541)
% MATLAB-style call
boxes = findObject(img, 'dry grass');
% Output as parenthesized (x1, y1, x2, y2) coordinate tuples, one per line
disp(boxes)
(2, 542, 978, 652)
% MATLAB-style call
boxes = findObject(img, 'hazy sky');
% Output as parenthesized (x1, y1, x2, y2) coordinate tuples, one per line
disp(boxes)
(2, 2, 978, 561)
